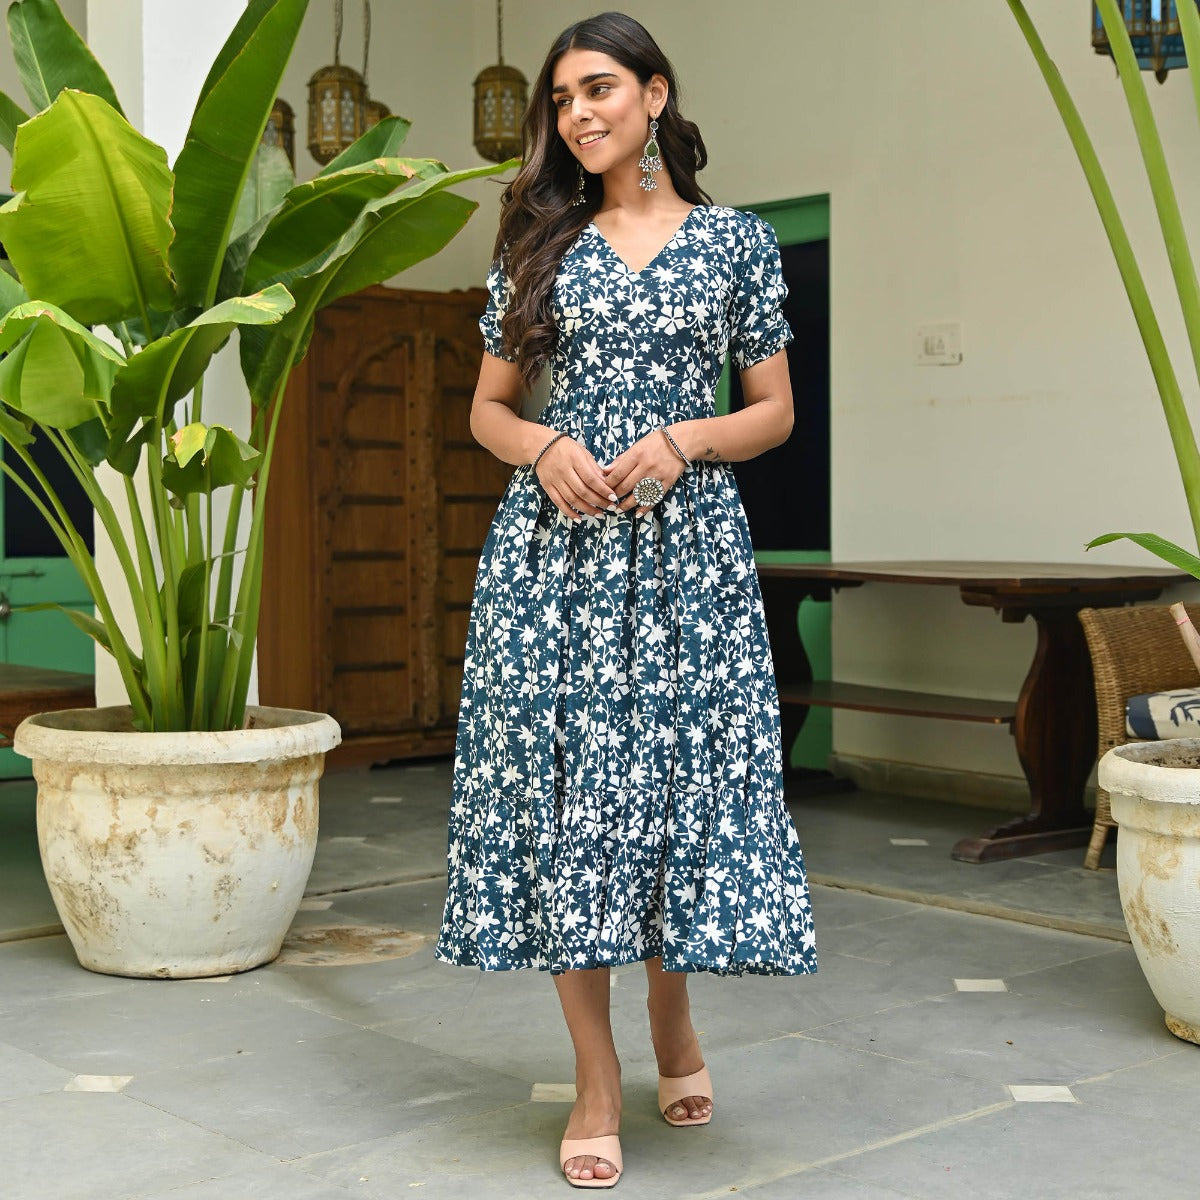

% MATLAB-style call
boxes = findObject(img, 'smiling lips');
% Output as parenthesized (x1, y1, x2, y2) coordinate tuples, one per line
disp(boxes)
(577, 131, 608, 148)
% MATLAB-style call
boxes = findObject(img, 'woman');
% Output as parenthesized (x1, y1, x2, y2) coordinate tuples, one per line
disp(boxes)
(435, 10, 816, 1189)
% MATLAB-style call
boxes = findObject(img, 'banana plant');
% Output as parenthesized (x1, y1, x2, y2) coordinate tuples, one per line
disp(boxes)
(0, 0, 516, 732)
(1007, 0, 1200, 578)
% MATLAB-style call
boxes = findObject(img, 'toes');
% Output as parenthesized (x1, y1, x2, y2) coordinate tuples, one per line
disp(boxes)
(668, 1094, 712, 1121)
(564, 1155, 614, 1181)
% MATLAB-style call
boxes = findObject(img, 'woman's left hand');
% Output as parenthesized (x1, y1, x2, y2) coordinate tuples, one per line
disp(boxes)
(602, 428, 689, 516)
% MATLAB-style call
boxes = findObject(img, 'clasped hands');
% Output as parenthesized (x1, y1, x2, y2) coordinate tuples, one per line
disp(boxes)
(535, 427, 688, 522)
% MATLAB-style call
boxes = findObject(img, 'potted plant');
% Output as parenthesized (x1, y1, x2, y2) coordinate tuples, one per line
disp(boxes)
(1008, 0, 1200, 1043)
(0, 0, 513, 978)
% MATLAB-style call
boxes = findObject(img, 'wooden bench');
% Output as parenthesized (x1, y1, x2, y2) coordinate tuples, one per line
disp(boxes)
(757, 561, 1189, 862)
(0, 663, 94, 749)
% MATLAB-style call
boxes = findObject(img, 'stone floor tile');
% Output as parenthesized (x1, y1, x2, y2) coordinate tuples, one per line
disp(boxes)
(2, 1091, 267, 1200)
(827, 1101, 1196, 1200)
(1073, 1044, 1198, 1119)
(124, 1027, 530, 1160)
(799, 988, 1177, 1086)
(0, 1039, 72, 1102)
(127, 1161, 362, 1199)
(807, 885, 921, 932)
(740, 1166, 926, 1199)
(0, 936, 125, 1010)
(0, 975, 356, 1076)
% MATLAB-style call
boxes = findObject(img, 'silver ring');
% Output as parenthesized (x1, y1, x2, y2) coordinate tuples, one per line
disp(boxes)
(633, 477, 665, 507)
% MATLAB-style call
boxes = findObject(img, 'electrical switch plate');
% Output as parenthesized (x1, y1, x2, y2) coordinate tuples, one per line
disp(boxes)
(916, 322, 962, 365)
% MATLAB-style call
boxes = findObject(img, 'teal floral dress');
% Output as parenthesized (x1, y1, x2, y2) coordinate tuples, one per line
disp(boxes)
(435, 205, 817, 976)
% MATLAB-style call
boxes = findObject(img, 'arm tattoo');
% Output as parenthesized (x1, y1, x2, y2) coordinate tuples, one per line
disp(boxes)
(702, 445, 724, 463)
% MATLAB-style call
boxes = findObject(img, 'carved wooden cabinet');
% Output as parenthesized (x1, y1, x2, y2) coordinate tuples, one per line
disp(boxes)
(259, 284, 512, 767)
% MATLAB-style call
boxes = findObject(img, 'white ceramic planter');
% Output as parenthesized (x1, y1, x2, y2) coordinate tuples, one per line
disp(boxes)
(1099, 739, 1200, 1045)
(13, 705, 340, 979)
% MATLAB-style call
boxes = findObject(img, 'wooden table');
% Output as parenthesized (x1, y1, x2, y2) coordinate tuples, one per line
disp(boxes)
(756, 561, 1190, 862)
(0, 663, 94, 749)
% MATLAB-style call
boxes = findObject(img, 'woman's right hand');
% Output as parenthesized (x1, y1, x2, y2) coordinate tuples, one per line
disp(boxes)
(535, 434, 619, 520)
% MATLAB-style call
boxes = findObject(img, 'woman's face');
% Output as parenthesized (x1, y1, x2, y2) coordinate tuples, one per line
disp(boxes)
(551, 48, 666, 175)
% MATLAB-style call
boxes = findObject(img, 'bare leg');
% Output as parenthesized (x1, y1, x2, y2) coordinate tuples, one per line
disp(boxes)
(554, 968, 622, 1183)
(645, 957, 712, 1121)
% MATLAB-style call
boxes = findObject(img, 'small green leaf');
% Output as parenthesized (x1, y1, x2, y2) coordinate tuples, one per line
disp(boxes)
(67, 416, 108, 466)
(110, 283, 294, 428)
(319, 114, 413, 174)
(106, 418, 156, 477)
(231, 142, 295, 243)
(162, 423, 261, 496)
(1087, 530, 1200, 578)
(170, 421, 207, 468)
(0, 301, 124, 428)
(0, 404, 35, 446)
(0, 265, 30, 315)
(0, 90, 29, 154)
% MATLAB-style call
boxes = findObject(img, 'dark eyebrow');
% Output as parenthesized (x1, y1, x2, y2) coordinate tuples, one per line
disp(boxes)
(551, 72, 618, 95)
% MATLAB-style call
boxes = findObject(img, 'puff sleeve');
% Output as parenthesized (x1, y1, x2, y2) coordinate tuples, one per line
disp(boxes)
(479, 253, 518, 363)
(728, 216, 794, 371)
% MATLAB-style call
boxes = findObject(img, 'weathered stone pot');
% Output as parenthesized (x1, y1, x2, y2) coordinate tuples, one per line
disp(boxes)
(1099, 739, 1200, 1045)
(13, 705, 340, 979)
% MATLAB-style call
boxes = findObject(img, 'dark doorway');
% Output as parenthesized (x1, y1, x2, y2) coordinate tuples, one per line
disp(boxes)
(730, 237, 830, 552)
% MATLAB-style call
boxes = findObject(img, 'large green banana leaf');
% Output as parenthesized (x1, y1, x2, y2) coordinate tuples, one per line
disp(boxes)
(108, 284, 295, 466)
(241, 160, 515, 406)
(7, 0, 122, 114)
(0, 301, 124, 428)
(171, 0, 308, 308)
(0, 90, 174, 326)
(235, 157, 448, 297)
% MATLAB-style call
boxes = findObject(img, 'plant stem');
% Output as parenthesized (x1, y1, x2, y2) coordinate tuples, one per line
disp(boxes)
(0, 456, 151, 725)
(1007, 0, 1200, 550)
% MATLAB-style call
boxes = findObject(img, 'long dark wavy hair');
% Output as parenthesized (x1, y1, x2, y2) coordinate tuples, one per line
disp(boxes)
(494, 11, 712, 388)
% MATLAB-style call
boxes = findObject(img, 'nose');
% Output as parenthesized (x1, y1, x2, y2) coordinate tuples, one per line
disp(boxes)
(570, 95, 593, 122)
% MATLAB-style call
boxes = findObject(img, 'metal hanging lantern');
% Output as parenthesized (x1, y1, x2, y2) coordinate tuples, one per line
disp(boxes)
(363, 97, 391, 130)
(262, 97, 295, 168)
(474, 0, 527, 163)
(308, 0, 367, 165)
(1092, 1, 1196, 83)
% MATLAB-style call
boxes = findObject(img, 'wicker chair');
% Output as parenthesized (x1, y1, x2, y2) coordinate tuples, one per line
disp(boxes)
(1078, 603, 1200, 869)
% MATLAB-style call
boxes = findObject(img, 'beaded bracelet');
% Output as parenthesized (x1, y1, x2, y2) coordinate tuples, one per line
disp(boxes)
(532, 430, 567, 472)
(659, 425, 691, 468)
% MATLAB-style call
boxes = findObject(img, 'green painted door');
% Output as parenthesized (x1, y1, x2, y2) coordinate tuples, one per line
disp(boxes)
(0, 439, 94, 778)
(718, 195, 831, 770)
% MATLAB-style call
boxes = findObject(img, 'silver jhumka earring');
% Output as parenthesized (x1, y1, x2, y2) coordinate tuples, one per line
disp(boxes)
(572, 162, 587, 206)
(639, 116, 663, 191)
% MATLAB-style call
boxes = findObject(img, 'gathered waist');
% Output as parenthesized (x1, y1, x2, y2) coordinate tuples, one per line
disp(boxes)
(540, 384, 713, 440)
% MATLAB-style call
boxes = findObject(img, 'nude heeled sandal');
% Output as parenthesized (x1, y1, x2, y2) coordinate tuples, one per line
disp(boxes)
(560, 1135, 623, 1189)
(658, 1066, 714, 1127)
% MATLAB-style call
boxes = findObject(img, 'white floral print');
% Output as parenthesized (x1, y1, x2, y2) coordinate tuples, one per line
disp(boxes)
(435, 205, 817, 976)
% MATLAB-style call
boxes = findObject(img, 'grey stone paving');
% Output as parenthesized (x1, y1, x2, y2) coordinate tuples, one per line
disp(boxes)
(0, 763, 1193, 1199)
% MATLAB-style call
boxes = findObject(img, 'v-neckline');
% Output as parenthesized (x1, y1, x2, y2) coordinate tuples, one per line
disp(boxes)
(587, 206, 699, 277)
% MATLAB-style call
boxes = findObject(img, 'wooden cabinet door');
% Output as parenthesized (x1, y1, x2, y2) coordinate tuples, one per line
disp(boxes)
(260, 285, 512, 767)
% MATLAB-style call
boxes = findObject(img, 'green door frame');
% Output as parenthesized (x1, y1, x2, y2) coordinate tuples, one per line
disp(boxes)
(0, 447, 93, 777)
(718, 193, 832, 770)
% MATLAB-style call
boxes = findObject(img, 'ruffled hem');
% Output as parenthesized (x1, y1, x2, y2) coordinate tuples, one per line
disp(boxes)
(436, 780, 817, 977)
